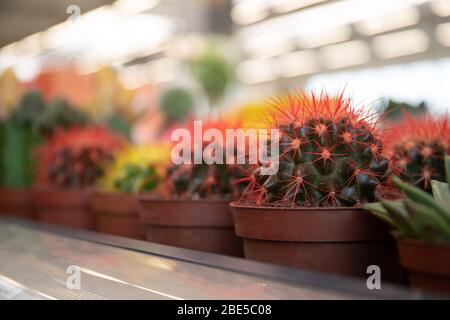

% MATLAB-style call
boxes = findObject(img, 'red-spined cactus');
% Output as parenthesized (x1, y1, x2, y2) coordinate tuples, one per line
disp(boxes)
(240, 92, 390, 207)
(164, 118, 248, 200)
(37, 126, 125, 188)
(385, 115, 450, 192)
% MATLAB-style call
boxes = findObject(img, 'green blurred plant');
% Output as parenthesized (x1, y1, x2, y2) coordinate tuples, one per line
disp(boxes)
(381, 99, 428, 120)
(1, 90, 45, 187)
(160, 87, 194, 125)
(190, 53, 231, 105)
(364, 156, 450, 244)
(37, 97, 88, 137)
(103, 112, 131, 138)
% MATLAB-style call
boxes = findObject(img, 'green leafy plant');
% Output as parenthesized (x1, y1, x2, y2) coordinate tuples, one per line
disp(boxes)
(364, 156, 450, 244)
(160, 87, 194, 125)
(190, 53, 231, 105)
(240, 92, 390, 207)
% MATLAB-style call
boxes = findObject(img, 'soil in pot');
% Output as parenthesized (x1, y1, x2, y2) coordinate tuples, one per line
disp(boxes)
(231, 203, 402, 282)
(0, 187, 34, 219)
(397, 238, 450, 294)
(91, 192, 144, 239)
(32, 187, 94, 230)
(138, 197, 243, 257)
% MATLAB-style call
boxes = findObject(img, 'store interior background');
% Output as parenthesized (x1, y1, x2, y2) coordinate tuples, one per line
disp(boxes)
(1, 0, 450, 143)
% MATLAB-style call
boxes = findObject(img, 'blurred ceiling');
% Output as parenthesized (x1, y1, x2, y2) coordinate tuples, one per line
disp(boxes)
(0, 0, 114, 48)
(0, 0, 232, 49)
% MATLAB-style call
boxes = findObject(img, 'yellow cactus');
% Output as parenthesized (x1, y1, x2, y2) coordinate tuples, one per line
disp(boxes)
(226, 101, 273, 130)
(99, 143, 171, 193)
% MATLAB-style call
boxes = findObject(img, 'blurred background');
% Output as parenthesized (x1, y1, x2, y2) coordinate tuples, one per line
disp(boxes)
(1, 0, 450, 143)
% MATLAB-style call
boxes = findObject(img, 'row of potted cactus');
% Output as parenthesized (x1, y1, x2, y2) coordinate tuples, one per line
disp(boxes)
(1, 90, 449, 295)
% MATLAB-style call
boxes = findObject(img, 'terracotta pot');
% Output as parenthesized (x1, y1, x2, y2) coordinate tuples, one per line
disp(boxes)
(138, 197, 243, 257)
(90, 192, 144, 239)
(397, 238, 450, 294)
(231, 203, 402, 281)
(32, 187, 94, 230)
(0, 187, 34, 219)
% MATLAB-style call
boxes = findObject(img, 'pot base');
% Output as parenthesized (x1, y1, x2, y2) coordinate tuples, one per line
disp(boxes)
(138, 198, 244, 257)
(91, 192, 144, 239)
(232, 203, 402, 281)
(32, 187, 93, 230)
(0, 187, 34, 219)
(243, 238, 401, 280)
(397, 238, 450, 294)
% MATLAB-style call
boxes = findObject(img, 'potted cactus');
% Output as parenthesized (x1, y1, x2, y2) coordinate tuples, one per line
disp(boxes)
(231, 92, 401, 280)
(0, 93, 89, 218)
(33, 126, 125, 229)
(364, 156, 450, 294)
(138, 119, 246, 257)
(0, 90, 45, 218)
(385, 115, 450, 193)
(91, 144, 170, 239)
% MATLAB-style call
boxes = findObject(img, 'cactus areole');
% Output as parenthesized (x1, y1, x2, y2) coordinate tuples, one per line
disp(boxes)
(240, 92, 389, 208)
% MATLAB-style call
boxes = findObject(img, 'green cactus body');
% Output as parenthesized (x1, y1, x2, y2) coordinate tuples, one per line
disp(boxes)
(165, 119, 247, 200)
(0, 121, 5, 184)
(2, 90, 45, 187)
(168, 162, 246, 200)
(242, 93, 389, 207)
(387, 116, 450, 193)
(2, 121, 40, 187)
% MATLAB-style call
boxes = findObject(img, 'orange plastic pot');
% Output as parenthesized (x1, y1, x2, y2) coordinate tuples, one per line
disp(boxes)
(138, 197, 243, 257)
(32, 187, 94, 230)
(0, 187, 34, 219)
(91, 192, 144, 239)
(231, 203, 402, 281)
(397, 238, 450, 294)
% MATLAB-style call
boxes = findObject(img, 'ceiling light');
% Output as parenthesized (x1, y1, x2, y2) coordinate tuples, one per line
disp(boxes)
(372, 29, 429, 59)
(430, 0, 450, 17)
(436, 22, 450, 46)
(320, 40, 371, 69)
(243, 32, 294, 59)
(279, 50, 320, 77)
(270, 0, 327, 14)
(297, 25, 351, 49)
(236, 59, 278, 84)
(231, 1, 269, 25)
(239, 0, 430, 41)
(355, 7, 420, 35)
(114, 0, 161, 15)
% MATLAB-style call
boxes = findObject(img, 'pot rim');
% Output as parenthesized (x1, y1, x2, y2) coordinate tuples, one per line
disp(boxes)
(396, 236, 450, 249)
(0, 186, 31, 192)
(31, 185, 93, 193)
(138, 196, 232, 204)
(230, 201, 364, 212)
(92, 190, 137, 197)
